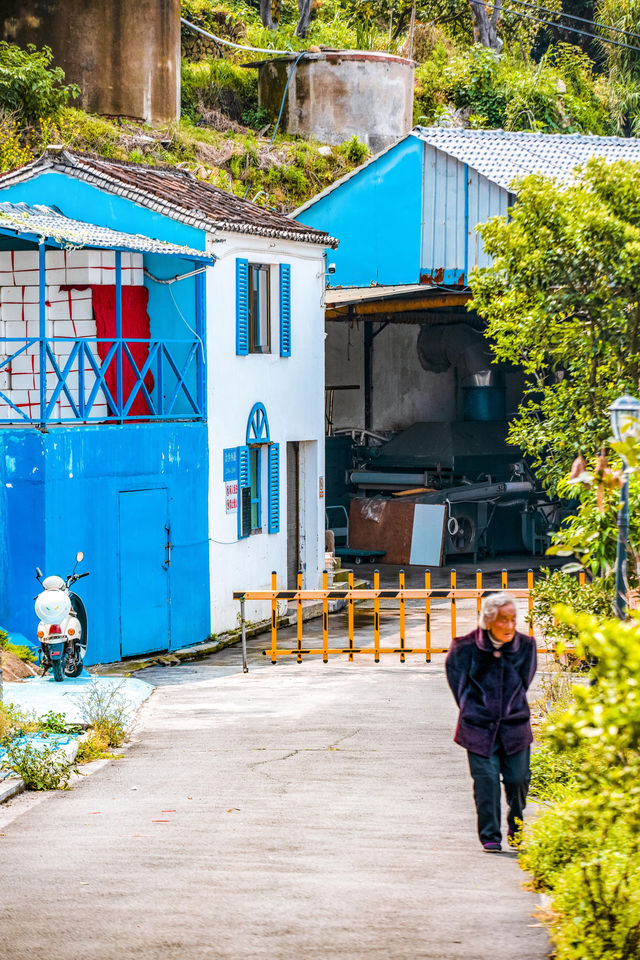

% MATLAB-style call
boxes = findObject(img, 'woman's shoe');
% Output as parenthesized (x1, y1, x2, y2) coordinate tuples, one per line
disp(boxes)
(482, 841, 502, 852)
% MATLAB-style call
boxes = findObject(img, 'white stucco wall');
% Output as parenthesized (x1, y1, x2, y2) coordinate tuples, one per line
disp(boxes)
(205, 231, 326, 633)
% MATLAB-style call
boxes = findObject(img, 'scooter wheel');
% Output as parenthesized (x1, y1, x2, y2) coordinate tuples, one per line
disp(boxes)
(51, 659, 64, 682)
(64, 657, 83, 679)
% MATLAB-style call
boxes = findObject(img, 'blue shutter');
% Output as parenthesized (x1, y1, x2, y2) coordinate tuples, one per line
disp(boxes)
(236, 259, 249, 356)
(279, 264, 291, 358)
(268, 442, 280, 534)
(237, 445, 251, 539)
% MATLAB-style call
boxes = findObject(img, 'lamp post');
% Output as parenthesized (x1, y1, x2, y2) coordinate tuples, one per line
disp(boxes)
(608, 394, 640, 619)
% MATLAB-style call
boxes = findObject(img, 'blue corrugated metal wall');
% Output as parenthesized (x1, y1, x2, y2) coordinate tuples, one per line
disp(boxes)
(420, 142, 508, 283)
(0, 423, 210, 665)
(295, 132, 511, 289)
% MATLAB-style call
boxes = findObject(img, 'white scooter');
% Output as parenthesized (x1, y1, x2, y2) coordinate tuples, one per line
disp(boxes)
(35, 552, 90, 682)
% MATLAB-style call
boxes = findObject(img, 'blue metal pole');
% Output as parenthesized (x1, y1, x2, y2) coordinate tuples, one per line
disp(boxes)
(463, 163, 469, 284)
(195, 267, 206, 418)
(38, 241, 47, 427)
(615, 459, 629, 619)
(115, 250, 123, 422)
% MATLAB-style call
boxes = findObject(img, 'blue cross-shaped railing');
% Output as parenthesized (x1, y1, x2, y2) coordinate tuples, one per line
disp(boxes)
(0, 244, 208, 426)
(0, 335, 204, 424)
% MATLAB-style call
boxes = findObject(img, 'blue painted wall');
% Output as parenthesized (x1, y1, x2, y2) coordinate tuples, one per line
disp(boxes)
(293, 134, 423, 288)
(0, 423, 210, 665)
(0, 171, 206, 250)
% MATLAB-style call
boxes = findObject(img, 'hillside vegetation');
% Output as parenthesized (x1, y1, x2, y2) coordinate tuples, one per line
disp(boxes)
(0, 1, 639, 211)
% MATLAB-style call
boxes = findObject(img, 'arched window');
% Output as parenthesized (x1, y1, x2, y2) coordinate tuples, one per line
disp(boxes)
(246, 402, 270, 445)
(237, 402, 279, 538)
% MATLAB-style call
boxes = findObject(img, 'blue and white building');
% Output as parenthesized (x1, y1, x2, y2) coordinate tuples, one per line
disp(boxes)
(0, 149, 334, 662)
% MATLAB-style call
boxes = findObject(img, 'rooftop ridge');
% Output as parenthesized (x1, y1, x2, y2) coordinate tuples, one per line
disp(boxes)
(0, 149, 338, 248)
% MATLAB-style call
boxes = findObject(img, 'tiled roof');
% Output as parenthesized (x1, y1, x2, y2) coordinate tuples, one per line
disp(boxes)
(293, 127, 640, 217)
(0, 150, 337, 248)
(0, 201, 213, 259)
(413, 127, 640, 191)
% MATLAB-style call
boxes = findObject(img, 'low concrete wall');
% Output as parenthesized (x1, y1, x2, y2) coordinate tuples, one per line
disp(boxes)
(256, 52, 414, 154)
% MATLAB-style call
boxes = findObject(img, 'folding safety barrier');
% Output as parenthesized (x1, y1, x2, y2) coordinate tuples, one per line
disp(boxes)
(234, 568, 584, 672)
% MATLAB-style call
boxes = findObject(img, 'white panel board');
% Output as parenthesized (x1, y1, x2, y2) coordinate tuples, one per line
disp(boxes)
(409, 504, 446, 566)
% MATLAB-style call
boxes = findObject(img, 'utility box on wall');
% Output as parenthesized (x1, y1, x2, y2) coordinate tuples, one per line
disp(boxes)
(1, 0, 181, 123)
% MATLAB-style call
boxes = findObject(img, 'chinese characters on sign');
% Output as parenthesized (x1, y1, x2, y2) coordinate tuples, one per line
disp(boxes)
(225, 481, 238, 514)
(224, 447, 239, 514)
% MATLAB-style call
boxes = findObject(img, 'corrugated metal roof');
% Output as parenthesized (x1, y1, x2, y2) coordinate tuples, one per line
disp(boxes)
(413, 127, 640, 191)
(325, 283, 426, 306)
(0, 201, 213, 259)
(0, 149, 338, 248)
(293, 127, 640, 219)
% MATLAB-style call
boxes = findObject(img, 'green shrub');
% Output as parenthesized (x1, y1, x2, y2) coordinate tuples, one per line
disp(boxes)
(3, 740, 76, 790)
(241, 104, 270, 129)
(520, 794, 603, 890)
(0, 42, 78, 125)
(550, 839, 640, 960)
(75, 729, 119, 763)
(520, 608, 640, 958)
(182, 58, 259, 124)
(336, 134, 368, 166)
(78, 680, 132, 747)
(414, 42, 612, 134)
(532, 568, 613, 653)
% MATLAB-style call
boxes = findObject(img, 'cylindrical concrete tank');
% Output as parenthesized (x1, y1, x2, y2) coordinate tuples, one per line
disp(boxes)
(251, 51, 415, 154)
(1, 0, 180, 124)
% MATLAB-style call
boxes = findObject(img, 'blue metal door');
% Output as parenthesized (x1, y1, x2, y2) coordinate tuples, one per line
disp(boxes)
(119, 488, 170, 658)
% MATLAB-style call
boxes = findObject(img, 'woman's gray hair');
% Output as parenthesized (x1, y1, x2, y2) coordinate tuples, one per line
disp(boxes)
(479, 591, 517, 629)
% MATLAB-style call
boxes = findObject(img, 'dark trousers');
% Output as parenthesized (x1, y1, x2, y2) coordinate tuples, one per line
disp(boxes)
(467, 745, 530, 845)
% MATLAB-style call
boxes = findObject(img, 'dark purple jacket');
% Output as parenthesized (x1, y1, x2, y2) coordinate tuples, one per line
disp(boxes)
(445, 628, 537, 758)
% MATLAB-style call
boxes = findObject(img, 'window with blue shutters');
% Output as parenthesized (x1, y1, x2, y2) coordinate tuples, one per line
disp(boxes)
(236, 258, 249, 356)
(237, 261, 291, 359)
(236, 404, 280, 538)
(268, 442, 280, 533)
(237, 444, 251, 539)
(279, 263, 291, 357)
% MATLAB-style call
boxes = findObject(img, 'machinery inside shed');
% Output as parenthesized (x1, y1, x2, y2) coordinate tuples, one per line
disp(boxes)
(324, 285, 562, 565)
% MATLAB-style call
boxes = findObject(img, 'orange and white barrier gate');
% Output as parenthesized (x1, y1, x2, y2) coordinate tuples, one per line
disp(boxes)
(233, 568, 584, 672)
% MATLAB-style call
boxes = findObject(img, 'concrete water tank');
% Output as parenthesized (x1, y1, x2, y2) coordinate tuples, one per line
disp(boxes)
(250, 51, 415, 154)
(1, 0, 180, 124)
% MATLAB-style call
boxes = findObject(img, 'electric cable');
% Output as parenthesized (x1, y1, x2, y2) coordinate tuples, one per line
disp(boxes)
(181, 16, 294, 55)
(508, 0, 640, 43)
(271, 50, 307, 143)
(181, 17, 413, 61)
(499, 4, 640, 53)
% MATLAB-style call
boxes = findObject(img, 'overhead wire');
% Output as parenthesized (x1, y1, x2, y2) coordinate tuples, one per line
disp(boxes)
(495, 3, 640, 53)
(508, 0, 640, 42)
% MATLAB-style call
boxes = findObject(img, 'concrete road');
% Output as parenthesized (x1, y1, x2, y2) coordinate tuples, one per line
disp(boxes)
(0, 625, 550, 960)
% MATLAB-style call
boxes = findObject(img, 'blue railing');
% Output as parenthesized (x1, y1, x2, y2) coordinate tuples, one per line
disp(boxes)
(0, 336, 205, 425)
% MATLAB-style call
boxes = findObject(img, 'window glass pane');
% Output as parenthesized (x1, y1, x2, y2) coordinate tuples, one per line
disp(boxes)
(250, 447, 260, 529)
(248, 264, 270, 353)
(258, 268, 270, 350)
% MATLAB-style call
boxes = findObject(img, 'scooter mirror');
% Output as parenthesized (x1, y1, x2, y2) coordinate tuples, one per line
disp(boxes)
(76, 551, 84, 564)
(35, 567, 43, 579)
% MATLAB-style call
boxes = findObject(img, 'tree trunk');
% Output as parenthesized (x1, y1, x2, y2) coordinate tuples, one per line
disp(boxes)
(468, 0, 503, 51)
(295, 0, 313, 37)
(260, 0, 275, 30)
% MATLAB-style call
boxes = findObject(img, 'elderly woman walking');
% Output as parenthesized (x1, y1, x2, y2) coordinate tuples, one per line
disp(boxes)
(445, 591, 537, 852)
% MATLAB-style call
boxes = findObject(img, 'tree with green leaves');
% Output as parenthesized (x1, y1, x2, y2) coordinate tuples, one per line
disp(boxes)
(469, 158, 640, 495)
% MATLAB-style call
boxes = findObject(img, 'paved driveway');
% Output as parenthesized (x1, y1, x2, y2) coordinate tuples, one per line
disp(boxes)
(0, 623, 550, 960)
